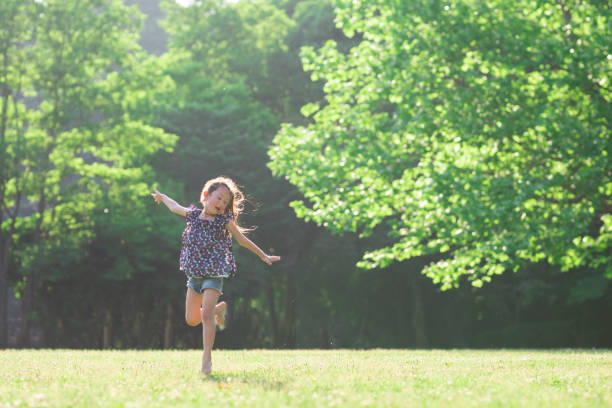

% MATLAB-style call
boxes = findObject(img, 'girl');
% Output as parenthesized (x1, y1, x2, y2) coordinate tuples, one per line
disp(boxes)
(151, 176, 280, 375)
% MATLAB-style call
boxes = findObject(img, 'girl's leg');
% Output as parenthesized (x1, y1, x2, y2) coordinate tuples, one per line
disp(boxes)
(215, 301, 227, 328)
(185, 287, 204, 326)
(201, 288, 220, 375)
(185, 287, 227, 327)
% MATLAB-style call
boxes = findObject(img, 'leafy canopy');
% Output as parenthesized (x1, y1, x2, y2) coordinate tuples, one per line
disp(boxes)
(3, 0, 177, 280)
(269, 0, 612, 289)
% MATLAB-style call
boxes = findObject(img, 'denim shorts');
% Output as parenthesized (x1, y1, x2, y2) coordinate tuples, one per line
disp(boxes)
(186, 276, 224, 295)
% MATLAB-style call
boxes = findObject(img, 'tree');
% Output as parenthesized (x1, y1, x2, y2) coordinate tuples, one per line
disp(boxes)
(157, 0, 364, 348)
(0, 0, 38, 348)
(161, 0, 294, 115)
(268, 0, 612, 289)
(8, 0, 176, 346)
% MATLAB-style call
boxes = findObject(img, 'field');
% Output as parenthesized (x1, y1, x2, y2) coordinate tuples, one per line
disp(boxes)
(1, 349, 611, 407)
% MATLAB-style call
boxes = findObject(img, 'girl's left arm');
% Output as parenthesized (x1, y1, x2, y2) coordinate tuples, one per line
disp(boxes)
(226, 221, 281, 266)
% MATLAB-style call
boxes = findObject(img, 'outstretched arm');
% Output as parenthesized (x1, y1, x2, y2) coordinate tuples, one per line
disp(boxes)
(151, 188, 190, 216)
(226, 221, 281, 265)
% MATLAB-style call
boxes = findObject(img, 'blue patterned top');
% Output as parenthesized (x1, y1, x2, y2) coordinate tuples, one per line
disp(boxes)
(179, 206, 237, 278)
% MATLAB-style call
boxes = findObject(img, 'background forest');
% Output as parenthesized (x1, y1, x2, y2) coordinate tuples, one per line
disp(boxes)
(0, 0, 610, 349)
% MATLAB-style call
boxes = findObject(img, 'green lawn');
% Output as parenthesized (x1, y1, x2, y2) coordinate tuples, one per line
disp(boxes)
(1, 349, 611, 407)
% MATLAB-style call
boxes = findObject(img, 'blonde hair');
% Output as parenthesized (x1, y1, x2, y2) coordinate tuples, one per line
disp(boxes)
(200, 176, 251, 233)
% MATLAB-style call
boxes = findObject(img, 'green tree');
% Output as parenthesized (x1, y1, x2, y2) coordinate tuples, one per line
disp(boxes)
(9, 0, 176, 346)
(161, 0, 294, 115)
(147, 52, 290, 347)
(269, 0, 612, 289)
(0, 0, 38, 348)
(157, 0, 361, 348)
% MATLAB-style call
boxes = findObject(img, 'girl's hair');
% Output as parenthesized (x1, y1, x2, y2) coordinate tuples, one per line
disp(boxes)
(200, 176, 251, 234)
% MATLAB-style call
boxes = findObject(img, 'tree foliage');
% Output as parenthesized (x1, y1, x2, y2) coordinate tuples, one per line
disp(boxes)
(3, 0, 611, 349)
(269, 0, 612, 289)
(0, 0, 176, 346)
(155, 0, 323, 348)
(0, 0, 39, 347)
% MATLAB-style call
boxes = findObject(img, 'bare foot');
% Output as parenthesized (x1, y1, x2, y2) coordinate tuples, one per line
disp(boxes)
(202, 358, 212, 376)
(214, 301, 227, 330)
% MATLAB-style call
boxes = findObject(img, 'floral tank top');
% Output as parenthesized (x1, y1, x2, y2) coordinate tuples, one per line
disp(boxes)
(179, 206, 237, 278)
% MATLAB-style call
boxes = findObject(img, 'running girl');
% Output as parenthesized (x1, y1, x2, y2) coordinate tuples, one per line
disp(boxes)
(152, 176, 280, 375)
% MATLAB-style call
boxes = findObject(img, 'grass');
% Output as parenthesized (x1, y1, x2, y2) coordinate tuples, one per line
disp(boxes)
(1, 349, 611, 407)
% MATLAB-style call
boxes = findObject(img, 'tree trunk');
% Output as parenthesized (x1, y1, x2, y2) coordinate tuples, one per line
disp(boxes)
(278, 224, 319, 348)
(0, 239, 8, 348)
(0, 48, 11, 349)
(103, 310, 113, 349)
(410, 272, 428, 347)
(0, 188, 21, 349)
(16, 275, 32, 347)
(17, 217, 43, 347)
(17, 188, 46, 348)
(282, 266, 297, 347)
(163, 302, 173, 349)
(265, 280, 280, 346)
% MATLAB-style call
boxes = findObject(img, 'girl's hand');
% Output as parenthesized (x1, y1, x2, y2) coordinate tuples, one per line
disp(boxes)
(151, 188, 164, 204)
(261, 255, 281, 265)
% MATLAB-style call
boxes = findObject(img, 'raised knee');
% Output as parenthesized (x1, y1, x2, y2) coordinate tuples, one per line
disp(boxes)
(185, 315, 201, 326)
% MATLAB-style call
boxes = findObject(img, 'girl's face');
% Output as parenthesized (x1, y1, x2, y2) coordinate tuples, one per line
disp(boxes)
(205, 186, 231, 215)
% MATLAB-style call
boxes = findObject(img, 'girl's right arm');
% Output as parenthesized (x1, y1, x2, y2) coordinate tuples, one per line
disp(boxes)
(151, 188, 189, 217)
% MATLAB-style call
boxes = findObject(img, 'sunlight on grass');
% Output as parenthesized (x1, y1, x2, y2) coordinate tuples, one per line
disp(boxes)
(1, 349, 611, 407)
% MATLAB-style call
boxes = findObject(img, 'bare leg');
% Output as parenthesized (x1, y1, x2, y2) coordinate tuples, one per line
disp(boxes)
(201, 288, 220, 375)
(185, 287, 203, 326)
(185, 287, 226, 327)
(215, 301, 227, 329)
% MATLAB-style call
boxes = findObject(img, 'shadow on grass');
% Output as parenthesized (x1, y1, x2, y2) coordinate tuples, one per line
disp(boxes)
(203, 371, 285, 390)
